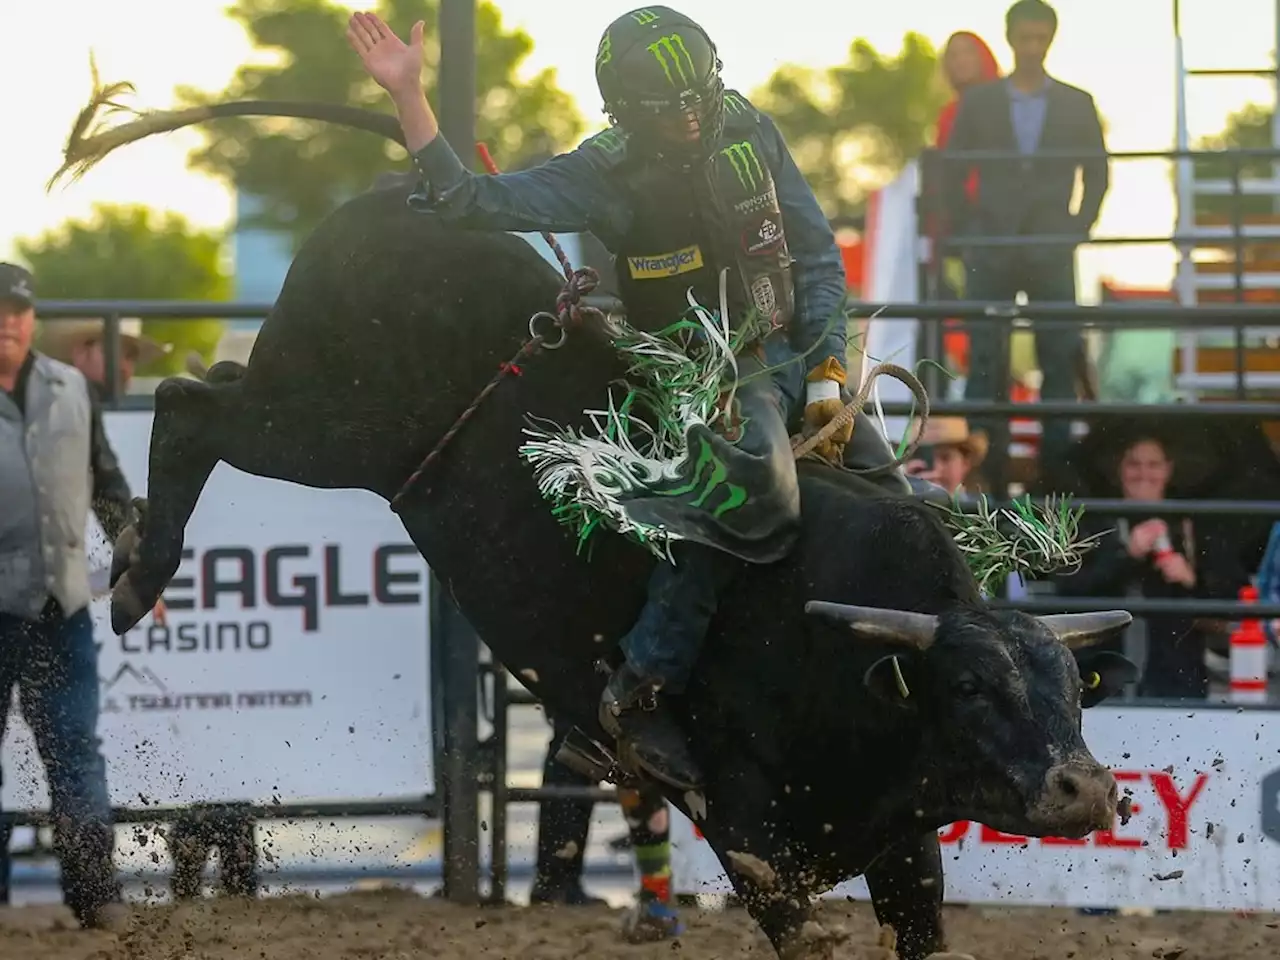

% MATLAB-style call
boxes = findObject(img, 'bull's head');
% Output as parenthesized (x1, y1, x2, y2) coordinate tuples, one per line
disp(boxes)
(805, 601, 1137, 839)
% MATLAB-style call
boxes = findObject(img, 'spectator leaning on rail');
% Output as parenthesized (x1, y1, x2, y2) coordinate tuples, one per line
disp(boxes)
(0, 262, 134, 931)
(941, 0, 1109, 480)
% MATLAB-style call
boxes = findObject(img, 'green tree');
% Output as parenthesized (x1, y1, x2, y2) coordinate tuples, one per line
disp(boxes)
(15, 204, 230, 376)
(1192, 102, 1276, 220)
(176, 0, 585, 250)
(751, 32, 948, 223)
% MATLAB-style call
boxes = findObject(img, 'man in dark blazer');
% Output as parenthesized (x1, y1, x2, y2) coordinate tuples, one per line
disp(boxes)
(942, 0, 1109, 479)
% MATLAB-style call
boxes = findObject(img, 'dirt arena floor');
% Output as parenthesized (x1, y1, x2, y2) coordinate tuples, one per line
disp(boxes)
(0, 888, 1275, 959)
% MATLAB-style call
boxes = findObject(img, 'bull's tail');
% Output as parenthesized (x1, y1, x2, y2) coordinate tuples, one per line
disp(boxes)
(48, 54, 405, 190)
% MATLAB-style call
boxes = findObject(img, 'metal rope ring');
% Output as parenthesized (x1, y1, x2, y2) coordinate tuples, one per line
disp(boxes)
(529, 311, 568, 350)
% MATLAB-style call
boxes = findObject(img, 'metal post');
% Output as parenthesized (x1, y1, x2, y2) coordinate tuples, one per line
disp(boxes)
(102, 313, 122, 406)
(432, 573, 481, 904)
(433, 0, 480, 904)
(488, 663, 510, 904)
(1230, 154, 1247, 399)
(1273, 0, 1280, 215)
(437, 0, 476, 163)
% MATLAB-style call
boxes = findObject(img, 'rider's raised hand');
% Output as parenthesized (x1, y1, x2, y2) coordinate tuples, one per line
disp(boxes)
(347, 12, 425, 98)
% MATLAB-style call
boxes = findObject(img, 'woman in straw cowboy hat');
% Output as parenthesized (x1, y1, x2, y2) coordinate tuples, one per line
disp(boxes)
(905, 416, 988, 497)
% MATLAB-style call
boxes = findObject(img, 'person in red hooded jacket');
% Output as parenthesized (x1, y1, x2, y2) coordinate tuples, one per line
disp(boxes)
(930, 31, 1001, 381)
(936, 32, 1001, 160)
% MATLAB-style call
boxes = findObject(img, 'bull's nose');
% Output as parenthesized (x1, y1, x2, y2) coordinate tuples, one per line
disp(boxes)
(1035, 762, 1118, 836)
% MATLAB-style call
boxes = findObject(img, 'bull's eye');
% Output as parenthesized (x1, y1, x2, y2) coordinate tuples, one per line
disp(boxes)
(1085, 671, 1101, 690)
(955, 677, 980, 698)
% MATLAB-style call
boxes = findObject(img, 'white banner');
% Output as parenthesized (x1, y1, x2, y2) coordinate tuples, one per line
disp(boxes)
(671, 707, 1280, 911)
(859, 159, 921, 443)
(2, 411, 434, 810)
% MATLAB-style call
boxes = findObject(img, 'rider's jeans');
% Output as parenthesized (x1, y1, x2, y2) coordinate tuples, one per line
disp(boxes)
(617, 339, 913, 693)
(619, 363, 797, 694)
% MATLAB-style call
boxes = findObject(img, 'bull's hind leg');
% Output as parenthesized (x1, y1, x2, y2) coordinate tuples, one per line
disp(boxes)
(110, 366, 245, 634)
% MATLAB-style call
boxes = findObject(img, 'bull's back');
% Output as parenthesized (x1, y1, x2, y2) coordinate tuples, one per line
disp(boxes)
(244, 186, 565, 401)
(228, 187, 570, 491)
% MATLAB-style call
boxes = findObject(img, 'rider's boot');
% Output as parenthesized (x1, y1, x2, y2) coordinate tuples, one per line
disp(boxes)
(599, 542, 739, 792)
(600, 661, 703, 792)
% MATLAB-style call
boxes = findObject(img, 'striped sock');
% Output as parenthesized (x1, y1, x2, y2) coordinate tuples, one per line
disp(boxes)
(634, 840, 672, 904)
(620, 787, 672, 904)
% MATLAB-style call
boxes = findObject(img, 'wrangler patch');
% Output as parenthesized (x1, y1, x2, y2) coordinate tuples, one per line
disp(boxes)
(627, 244, 704, 279)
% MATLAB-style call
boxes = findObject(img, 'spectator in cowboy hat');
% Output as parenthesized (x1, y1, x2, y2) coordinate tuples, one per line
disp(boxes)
(905, 417, 988, 497)
(37, 316, 169, 398)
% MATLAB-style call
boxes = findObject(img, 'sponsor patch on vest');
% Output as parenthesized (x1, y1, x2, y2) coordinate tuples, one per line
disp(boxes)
(743, 215, 783, 257)
(734, 189, 777, 216)
(627, 244, 705, 279)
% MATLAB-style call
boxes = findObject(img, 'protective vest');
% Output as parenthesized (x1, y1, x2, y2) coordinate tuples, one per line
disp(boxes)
(594, 93, 795, 339)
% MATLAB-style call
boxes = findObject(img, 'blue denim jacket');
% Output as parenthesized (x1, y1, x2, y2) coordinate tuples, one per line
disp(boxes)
(406, 106, 850, 378)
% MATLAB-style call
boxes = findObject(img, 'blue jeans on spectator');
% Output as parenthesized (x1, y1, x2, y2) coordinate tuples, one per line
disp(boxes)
(0, 601, 119, 921)
(963, 253, 1083, 473)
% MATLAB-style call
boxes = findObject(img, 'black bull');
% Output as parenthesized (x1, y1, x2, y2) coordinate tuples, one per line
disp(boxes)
(79, 101, 1137, 960)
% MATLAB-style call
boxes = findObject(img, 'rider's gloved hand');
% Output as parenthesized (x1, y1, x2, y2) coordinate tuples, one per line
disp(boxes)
(803, 356, 852, 462)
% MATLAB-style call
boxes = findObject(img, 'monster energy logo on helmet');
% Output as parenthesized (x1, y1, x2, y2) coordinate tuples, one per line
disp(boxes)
(720, 141, 764, 191)
(646, 34, 697, 88)
(595, 6, 726, 159)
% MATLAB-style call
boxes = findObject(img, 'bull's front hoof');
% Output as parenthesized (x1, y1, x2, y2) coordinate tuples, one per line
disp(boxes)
(111, 572, 152, 635)
(109, 498, 148, 588)
(108, 522, 141, 589)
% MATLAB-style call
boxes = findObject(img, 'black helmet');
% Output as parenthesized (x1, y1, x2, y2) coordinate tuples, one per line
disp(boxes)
(595, 7, 725, 163)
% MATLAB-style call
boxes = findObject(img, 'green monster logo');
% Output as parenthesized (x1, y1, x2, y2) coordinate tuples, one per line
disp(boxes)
(647, 34, 696, 88)
(657, 435, 748, 518)
(720, 141, 764, 191)
(723, 91, 749, 116)
(597, 31, 612, 67)
(590, 129, 626, 155)
(631, 8, 661, 24)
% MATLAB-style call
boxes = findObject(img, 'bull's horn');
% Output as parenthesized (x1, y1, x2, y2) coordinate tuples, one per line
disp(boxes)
(804, 601, 938, 650)
(1037, 611, 1133, 650)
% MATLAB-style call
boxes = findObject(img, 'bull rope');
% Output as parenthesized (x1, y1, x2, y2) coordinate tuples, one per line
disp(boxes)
(390, 143, 604, 512)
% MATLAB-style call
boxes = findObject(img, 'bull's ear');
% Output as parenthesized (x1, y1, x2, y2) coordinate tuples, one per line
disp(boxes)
(864, 654, 920, 704)
(1074, 651, 1139, 708)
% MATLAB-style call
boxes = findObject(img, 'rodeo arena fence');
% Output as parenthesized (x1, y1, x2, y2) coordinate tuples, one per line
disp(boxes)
(2, 141, 1279, 916)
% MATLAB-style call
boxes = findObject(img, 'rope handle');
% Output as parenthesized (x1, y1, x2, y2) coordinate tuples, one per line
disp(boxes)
(790, 362, 930, 474)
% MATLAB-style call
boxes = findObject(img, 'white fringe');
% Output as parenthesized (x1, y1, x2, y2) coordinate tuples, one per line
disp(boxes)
(518, 273, 742, 558)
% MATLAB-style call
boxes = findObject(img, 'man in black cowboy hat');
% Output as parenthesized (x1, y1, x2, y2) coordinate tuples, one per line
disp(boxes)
(347, 6, 913, 793)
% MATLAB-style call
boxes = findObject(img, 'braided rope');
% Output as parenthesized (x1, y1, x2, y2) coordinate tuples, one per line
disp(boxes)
(389, 143, 601, 511)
